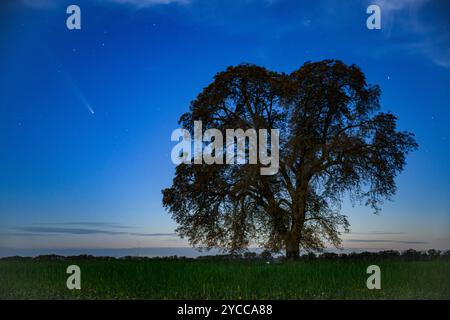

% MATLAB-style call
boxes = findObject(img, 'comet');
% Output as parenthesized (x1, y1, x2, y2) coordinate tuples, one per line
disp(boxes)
(58, 68, 95, 115)
(43, 48, 95, 116)
(86, 103, 95, 115)
(69, 78, 95, 115)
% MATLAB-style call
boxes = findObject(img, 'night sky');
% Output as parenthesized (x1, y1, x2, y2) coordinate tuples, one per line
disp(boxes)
(0, 0, 449, 254)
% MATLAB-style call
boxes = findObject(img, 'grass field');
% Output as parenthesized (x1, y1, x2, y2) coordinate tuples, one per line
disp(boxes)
(1, 258, 449, 299)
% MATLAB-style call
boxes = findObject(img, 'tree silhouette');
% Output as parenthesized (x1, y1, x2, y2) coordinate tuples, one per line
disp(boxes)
(162, 60, 418, 259)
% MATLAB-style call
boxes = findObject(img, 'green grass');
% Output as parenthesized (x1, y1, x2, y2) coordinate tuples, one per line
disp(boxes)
(1, 259, 449, 299)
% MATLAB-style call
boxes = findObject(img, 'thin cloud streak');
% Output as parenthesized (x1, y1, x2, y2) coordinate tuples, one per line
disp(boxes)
(104, 0, 190, 8)
(15, 227, 126, 235)
(130, 232, 177, 236)
(12, 227, 177, 237)
(0, 233, 56, 237)
(346, 239, 427, 244)
(21, 0, 191, 9)
(371, 0, 450, 68)
(35, 222, 133, 229)
(349, 231, 407, 235)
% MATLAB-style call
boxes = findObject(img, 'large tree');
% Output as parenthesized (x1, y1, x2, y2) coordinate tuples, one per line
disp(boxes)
(162, 60, 418, 259)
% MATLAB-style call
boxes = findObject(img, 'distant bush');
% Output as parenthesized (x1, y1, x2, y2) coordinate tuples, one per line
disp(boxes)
(0, 248, 448, 262)
(243, 252, 257, 260)
(320, 252, 339, 260)
(34, 254, 66, 261)
(0, 256, 33, 261)
(299, 252, 316, 261)
(197, 253, 243, 261)
(259, 250, 273, 261)
(402, 249, 422, 260)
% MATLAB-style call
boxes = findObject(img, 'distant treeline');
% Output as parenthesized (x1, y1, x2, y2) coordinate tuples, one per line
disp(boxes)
(1, 249, 449, 262)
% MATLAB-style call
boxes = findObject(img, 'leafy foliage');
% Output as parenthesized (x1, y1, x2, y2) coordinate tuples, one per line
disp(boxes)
(162, 60, 418, 258)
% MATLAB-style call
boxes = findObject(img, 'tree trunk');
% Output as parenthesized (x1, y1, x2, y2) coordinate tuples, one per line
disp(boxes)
(286, 182, 308, 260)
(285, 235, 300, 260)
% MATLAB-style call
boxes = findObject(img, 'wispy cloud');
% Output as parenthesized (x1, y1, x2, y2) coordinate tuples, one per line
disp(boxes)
(129, 232, 177, 237)
(372, 0, 431, 33)
(9, 226, 177, 237)
(22, 0, 191, 9)
(370, 0, 450, 68)
(21, 0, 57, 8)
(0, 232, 56, 237)
(104, 0, 190, 7)
(15, 227, 127, 235)
(35, 222, 132, 229)
(374, 0, 430, 14)
(411, 36, 450, 68)
(347, 239, 427, 244)
(349, 231, 407, 235)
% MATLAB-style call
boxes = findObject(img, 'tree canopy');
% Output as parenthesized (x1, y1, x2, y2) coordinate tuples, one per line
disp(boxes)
(162, 60, 418, 259)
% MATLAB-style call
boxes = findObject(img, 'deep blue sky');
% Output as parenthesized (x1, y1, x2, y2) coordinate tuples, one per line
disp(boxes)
(0, 0, 449, 253)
